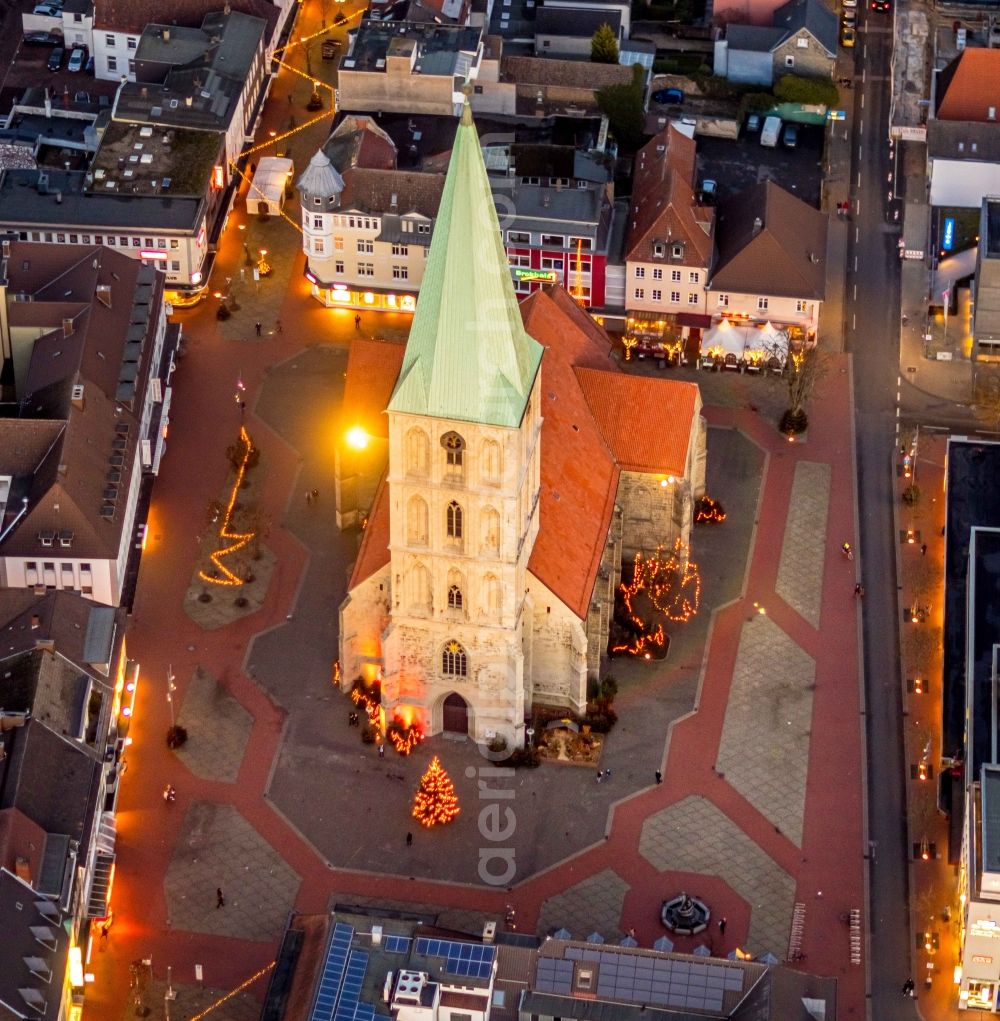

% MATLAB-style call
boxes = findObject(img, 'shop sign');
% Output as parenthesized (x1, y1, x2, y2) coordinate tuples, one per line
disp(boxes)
(513, 268, 557, 282)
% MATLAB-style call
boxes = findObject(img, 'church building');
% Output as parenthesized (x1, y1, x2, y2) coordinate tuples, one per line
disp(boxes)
(334, 100, 707, 749)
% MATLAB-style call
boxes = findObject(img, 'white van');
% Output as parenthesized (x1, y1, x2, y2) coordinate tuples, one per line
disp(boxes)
(760, 116, 782, 147)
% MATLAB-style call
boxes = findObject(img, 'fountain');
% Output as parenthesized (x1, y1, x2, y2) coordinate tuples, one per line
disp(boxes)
(661, 892, 710, 935)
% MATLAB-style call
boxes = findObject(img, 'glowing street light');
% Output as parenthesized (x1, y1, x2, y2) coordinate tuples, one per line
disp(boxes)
(346, 426, 369, 450)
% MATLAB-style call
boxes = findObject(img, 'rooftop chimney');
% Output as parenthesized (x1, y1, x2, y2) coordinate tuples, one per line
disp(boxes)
(62, 318, 74, 337)
(752, 216, 763, 234)
(96, 284, 112, 308)
(163, 27, 170, 41)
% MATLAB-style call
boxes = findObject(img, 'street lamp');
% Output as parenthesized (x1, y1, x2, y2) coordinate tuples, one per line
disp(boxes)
(257, 248, 271, 277)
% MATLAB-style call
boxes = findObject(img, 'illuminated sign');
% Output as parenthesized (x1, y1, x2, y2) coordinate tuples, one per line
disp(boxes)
(942, 217, 955, 251)
(191, 271, 203, 284)
(973, 955, 994, 964)
(513, 268, 558, 282)
(140, 250, 168, 261)
(212, 165, 225, 190)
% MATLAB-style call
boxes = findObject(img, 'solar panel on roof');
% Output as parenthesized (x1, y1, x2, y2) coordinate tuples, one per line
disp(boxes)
(384, 936, 411, 954)
(311, 924, 356, 1021)
(415, 938, 496, 979)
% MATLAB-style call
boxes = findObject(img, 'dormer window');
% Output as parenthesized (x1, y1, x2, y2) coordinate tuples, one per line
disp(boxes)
(671, 243, 684, 259)
(652, 242, 665, 258)
(39, 531, 54, 548)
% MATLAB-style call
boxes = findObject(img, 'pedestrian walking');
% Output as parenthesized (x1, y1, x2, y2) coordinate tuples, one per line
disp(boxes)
(255, 321, 262, 337)
(920, 543, 927, 556)
(605, 768, 612, 780)
(406, 831, 413, 847)
(718, 917, 727, 935)
(275, 318, 283, 334)
(99, 922, 110, 943)
(902, 978, 915, 996)
(378, 744, 385, 759)
(312, 489, 319, 501)
(305, 491, 312, 505)
(655, 770, 662, 784)
(216, 887, 225, 909)
(854, 583, 864, 597)
(596, 770, 604, 783)
(354, 314, 361, 330)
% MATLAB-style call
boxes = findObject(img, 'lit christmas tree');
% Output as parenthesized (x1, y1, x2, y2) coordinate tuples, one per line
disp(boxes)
(412, 756, 460, 828)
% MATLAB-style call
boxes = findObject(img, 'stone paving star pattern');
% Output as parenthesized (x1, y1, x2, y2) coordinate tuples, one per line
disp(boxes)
(164, 802, 301, 941)
(638, 796, 795, 957)
(775, 460, 831, 628)
(537, 869, 631, 942)
(174, 667, 255, 784)
(715, 614, 815, 846)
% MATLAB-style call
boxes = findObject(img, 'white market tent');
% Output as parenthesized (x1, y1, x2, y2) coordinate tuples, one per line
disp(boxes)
(248, 157, 294, 216)
(701, 319, 788, 370)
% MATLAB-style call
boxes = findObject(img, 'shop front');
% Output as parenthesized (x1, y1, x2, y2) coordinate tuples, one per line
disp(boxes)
(306, 276, 418, 313)
(624, 312, 710, 364)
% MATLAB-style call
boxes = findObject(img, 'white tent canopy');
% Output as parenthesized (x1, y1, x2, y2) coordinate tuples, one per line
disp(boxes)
(702, 320, 788, 364)
(248, 157, 294, 215)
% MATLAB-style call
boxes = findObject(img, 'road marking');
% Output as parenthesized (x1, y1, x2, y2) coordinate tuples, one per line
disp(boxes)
(853, 313, 857, 331)
(860, 119, 864, 136)
(857, 171, 861, 187)
(854, 255, 858, 271)
(855, 227, 859, 243)
(853, 283, 858, 300)
(859, 144, 863, 161)
(861, 92, 865, 109)
(862, 69, 866, 84)
(855, 199, 860, 215)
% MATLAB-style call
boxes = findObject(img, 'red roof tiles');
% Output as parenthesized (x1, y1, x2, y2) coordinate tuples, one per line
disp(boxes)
(340, 336, 406, 440)
(937, 49, 1000, 122)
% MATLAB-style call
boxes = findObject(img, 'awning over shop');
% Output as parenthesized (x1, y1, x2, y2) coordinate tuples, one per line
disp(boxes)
(86, 852, 115, 918)
(677, 312, 712, 328)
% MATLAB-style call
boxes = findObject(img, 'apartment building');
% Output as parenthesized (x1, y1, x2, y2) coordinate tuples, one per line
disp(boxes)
(0, 239, 176, 607)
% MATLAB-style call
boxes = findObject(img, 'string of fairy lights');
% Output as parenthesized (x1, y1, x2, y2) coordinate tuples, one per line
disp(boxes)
(412, 756, 460, 827)
(187, 962, 276, 1021)
(198, 427, 257, 586)
(226, 8, 366, 237)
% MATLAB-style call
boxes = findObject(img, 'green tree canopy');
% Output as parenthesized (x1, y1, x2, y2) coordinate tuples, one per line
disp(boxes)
(597, 63, 646, 152)
(591, 22, 620, 64)
(773, 74, 839, 108)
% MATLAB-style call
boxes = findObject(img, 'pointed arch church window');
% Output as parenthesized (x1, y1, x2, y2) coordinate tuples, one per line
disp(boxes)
(408, 562, 432, 614)
(441, 431, 465, 468)
(446, 501, 464, 539)
(481, 439, 501, 484)
(442, 639, 468, 677)
(406, 428, 430, 477)
(482, 506, 500, 552)
(632, 486, 652, 521)
(448, 585, 463, 610)
(484, 574, 501, 615)
(407, 495, 429, 546)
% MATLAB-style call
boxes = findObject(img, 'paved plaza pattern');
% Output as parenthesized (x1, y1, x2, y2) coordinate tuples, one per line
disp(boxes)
(638, 797, 797, 957)
(163, 803, 301, 941)
(775, 461, 832, 628)
(715, 615, 815, 846)
(173, 667, 255, 784)
(85, 11, 868, 1012)
(536, 870, 631, 942)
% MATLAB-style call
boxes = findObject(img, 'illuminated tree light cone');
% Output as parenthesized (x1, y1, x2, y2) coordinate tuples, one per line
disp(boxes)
(412, 756, 460, 828)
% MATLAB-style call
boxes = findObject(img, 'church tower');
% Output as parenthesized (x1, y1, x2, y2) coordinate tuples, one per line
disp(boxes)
(380, 98, 544, 748)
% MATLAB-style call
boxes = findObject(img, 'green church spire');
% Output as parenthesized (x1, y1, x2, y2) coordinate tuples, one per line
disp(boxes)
(387, 96, 543, 428)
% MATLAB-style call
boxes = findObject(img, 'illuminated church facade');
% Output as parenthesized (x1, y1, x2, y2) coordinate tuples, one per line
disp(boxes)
(336, 100, 707, 748)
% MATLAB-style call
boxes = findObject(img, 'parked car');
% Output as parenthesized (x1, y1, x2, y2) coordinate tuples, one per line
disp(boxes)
(47, 47, 64, 71)
(870, 0, 890, 10)
(843, 0, 857, 7)
(74, 90, 91, 104)
(745, 112, 762, 133)
(33, 3, 63, 15)
(652, 87, 685, 105)
(842, 9, 857, 26)
(782, 124, 798, 148)
(85, 55, 94, 73)
(23, 31, 62, 45)
(840, 23, 856, 45)
(700, 179, 717, 202)
(67, 47, 86, 72)
(760, 115, 782, 147)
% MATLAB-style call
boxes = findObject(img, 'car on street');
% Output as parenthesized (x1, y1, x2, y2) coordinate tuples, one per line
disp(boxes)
(700, 179, 717, 201)
(652, 87, 684, 105)
(85, 55, 94, 72)
(871, 0, 890, 10)
(843, 0, 857, 7)
(33, 3, 63, 15)
(842, 9, 857, 26)
(47, 47, 64, 70)
(745, 113, 762, 133)
(23, 31, 62, 45)
(782, 124, 798, 148)
(840, 24, 856, 45)
(67, 47, 86, 72)
(760, 115, 782, 147)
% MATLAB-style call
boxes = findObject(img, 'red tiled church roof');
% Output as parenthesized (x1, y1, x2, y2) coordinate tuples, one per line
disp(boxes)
(347, 286, 700, 619)
(340, 336, 406, 440)
(936, 48, 1000, 122)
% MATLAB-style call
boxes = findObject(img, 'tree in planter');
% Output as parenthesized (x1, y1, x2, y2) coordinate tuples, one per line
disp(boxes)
(773, 343, 826, 434)
(591, 23, 620, 64)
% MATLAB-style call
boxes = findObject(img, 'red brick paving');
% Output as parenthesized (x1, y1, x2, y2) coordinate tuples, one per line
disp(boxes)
(84, 37, 867, 1021)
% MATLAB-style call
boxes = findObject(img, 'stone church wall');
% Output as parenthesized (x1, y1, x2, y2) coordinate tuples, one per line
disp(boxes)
(524, 577, 589, 716)
(338, 565, 391, 688)
(619, 470, 684, 561)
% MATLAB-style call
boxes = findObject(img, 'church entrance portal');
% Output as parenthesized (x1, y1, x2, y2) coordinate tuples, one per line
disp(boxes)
(442, 693, 469, 735)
